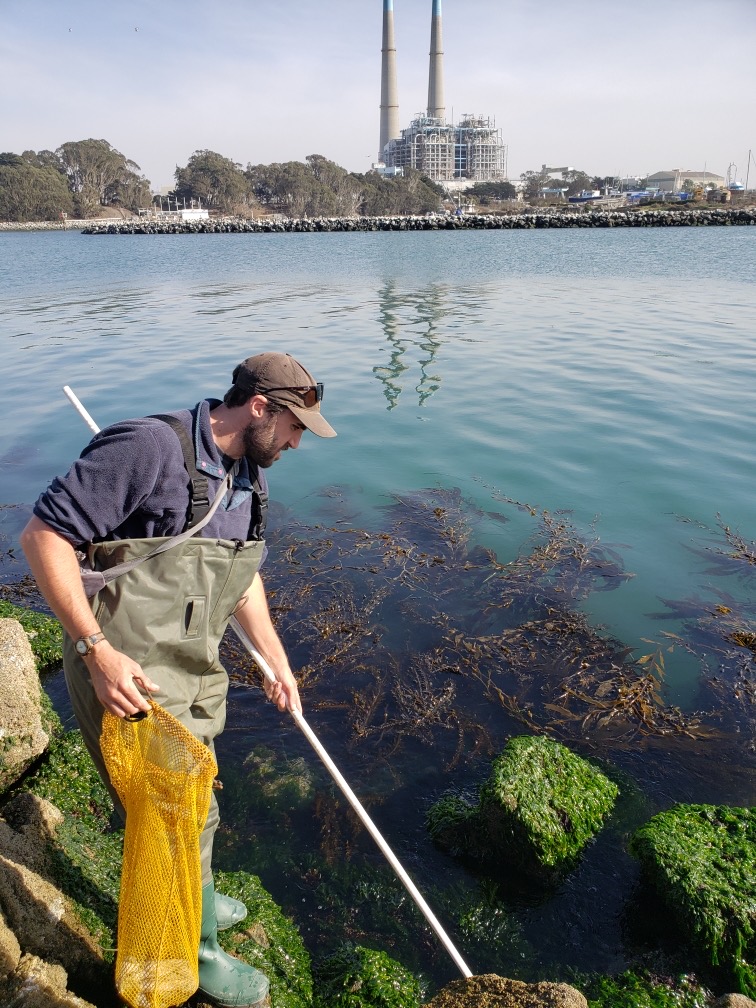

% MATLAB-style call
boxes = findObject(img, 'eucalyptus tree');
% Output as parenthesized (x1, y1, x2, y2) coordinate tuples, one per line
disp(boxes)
(173, 150, 253, 214)
(55, 139, 151, 215)
(0, 159, 74, 221)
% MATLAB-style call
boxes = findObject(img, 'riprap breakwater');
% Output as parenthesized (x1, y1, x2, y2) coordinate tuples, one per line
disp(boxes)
(82, 207, 756, 235)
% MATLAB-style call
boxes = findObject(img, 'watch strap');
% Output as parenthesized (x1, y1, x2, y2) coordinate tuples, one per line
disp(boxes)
(76, 632, 105, 654)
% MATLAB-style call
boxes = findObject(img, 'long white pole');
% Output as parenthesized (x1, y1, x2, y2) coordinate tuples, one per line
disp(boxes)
(62, 385, 473, 980)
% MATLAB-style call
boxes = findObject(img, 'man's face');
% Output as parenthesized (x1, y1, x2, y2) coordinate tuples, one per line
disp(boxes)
(243, 405, 305, 468)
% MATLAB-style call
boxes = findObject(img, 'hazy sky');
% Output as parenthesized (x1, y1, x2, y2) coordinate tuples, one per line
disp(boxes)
(3, 0, 755, 190)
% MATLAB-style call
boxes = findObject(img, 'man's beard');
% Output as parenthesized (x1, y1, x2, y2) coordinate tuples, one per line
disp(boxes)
(242, 413, 280, 468)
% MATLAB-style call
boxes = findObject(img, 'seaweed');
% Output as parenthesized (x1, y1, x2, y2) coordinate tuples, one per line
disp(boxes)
(0, 598, 63, 672)
(630, 804, 756, 997)
(313, 944, 423, 1008)
(428, 736, 618, 880)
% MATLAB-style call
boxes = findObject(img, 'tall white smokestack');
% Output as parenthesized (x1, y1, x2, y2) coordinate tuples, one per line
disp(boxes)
(379, 0, 400, 161)
(427, 0, 445, 120)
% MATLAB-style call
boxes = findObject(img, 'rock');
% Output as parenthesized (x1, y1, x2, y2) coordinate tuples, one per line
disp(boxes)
(0, 794, 111, 994)
(427, 735, 618, 880)
(630, 804, 756, 997)
(0, 903, 22, 979)
(714, 996, 756, 1008)
(313, 945, 422, 1008)
(0, 619, 50, 791)
(423, 974, 587, 1008)
(0, 951, 98, 1007)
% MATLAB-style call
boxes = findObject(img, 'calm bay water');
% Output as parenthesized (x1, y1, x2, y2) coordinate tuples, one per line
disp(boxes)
(1, 226, 754, 990)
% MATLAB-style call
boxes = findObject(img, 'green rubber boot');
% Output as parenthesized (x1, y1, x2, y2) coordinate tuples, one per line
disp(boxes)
(215, 889, 248, 931)
(198, 882, 269, 1007)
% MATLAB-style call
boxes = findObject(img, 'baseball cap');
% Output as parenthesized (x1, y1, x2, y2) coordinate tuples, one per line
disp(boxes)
(231, 352, 337, 438)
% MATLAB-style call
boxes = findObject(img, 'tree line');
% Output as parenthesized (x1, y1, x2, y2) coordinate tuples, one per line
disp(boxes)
(0, 140, 151, 221)
(0, 141, 446, 221)
(0, 136, 635, 223)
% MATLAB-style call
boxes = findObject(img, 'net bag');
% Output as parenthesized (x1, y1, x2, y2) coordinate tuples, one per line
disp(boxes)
(101, 701, 217, 1008)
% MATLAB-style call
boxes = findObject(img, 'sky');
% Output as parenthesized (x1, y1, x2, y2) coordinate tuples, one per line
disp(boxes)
(2, 0, 755, 192)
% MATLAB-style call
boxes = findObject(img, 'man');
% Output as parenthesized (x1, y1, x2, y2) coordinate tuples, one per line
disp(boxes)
(21, 351, 336, 1008)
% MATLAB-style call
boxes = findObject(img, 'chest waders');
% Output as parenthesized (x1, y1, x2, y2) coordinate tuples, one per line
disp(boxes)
(64, 533, 264, 885)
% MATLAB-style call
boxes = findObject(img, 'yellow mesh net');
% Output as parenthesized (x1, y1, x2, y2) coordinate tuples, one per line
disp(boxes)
(100, 701, 217, 1008)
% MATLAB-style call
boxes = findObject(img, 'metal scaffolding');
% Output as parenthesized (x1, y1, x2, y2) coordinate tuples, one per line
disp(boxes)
(384, 113, 507, 183)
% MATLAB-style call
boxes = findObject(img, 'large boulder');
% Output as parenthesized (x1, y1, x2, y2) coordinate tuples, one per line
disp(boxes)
(427, 736, 618, 880)
(0, 945, 98, 1007)
(422, 974, 587, 1008)
(630, 804, 756, 998)
(0, 793, 111, 996)
(0, 619, 51, 790)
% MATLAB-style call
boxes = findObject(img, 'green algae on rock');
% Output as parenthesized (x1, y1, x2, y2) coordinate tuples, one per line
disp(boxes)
(213, 869, 314, 1008)
(580, 969, 712, 1008)
(313, 944, 422, 1008)
(0, 600, 63, 672)
(630, 805, 756, 998)
(427, 735, 618, 878)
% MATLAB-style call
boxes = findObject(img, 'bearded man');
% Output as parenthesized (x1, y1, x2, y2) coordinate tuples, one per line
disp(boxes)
(21, 352, 336, 1008)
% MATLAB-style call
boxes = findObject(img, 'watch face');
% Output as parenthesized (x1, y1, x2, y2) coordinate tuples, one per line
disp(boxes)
(75, 639, 89, 655)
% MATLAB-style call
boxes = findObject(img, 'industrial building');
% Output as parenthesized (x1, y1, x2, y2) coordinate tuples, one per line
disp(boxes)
(645, 169, 725, 193)
(377, 0, 507, 185)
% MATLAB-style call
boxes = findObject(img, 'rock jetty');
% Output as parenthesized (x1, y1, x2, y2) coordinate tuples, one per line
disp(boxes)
(81, 207, 756, 235)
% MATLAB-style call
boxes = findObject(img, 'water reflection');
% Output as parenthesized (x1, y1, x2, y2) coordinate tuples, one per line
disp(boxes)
(373, 282, 447, 409)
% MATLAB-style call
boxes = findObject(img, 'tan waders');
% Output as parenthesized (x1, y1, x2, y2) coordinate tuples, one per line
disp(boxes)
(64, 533, 269, 1007)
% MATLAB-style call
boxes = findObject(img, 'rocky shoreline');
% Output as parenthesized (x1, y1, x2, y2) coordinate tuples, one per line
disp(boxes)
(2, 206, 755, 235)
(79, 207, 756, 234)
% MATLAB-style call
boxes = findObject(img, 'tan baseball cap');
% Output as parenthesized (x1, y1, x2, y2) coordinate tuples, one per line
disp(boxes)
(231, 352, 336, 438)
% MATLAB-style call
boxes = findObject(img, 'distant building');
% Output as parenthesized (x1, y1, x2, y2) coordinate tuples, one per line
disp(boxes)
(384, 113, 506, 183)
(377, 1, 507, 184)
(646, 169, 725, 193)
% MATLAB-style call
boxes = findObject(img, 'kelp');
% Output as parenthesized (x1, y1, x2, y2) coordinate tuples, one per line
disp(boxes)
(224, 490, 746, 765)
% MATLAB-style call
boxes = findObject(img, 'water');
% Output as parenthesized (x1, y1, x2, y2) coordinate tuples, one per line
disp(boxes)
(1, 226, 754, 991)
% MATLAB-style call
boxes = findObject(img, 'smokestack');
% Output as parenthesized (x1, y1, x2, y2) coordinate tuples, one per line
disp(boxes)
(379, 0, 400, 162)
(427, 0, 445, 121)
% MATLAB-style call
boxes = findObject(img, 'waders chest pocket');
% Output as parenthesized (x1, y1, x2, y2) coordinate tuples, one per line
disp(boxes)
(183, 596, 206, 638)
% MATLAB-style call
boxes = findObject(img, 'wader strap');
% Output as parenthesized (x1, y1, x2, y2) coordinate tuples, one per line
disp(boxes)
(79, 474, 231, 597)
(152, 413, 268, 541)
(151, 414, 210, 528)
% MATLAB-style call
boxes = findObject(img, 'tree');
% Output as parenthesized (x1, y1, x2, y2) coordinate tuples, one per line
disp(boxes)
(520, 169, 554, 202)
(56, 139, 151, 215)
(174, 150, 252, 214)
(466, 180, 517, 202)
(305, 154, 362, 215)
(0, 161, 74, 221)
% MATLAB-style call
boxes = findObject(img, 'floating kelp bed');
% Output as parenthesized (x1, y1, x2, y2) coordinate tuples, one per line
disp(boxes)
(213, 487, 755, 993)
(2, 488, 754, 994)
(223, 488, 754, 761)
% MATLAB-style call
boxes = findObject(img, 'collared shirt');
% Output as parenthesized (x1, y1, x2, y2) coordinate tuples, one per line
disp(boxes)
(34, 399, 268, 551)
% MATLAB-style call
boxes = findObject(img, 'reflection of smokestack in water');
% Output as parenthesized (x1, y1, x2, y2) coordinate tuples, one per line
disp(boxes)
(379, 0, 400, 161)
(427, 0, 445, 120)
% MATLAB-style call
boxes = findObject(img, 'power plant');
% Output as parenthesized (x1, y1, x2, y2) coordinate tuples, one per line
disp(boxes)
(377, 0, 507, 185)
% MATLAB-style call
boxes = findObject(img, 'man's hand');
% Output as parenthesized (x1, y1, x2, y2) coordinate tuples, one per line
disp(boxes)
(83, 641, 160, 719)
(262, 666, 302, 715)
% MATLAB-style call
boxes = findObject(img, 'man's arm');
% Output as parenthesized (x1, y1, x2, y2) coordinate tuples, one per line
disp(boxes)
(19, 516, 159, 719)
(234, 571, 302, 714)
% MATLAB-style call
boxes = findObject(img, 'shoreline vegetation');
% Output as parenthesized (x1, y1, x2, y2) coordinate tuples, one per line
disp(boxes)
(1, 205, 755, 235)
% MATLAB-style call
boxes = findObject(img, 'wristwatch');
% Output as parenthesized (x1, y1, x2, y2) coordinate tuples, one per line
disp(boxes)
(74, 632, 105, 656)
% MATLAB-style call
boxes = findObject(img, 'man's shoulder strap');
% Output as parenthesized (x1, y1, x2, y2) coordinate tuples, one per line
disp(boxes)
(150, 413, 268, 540)
(150, 413, 210, 528)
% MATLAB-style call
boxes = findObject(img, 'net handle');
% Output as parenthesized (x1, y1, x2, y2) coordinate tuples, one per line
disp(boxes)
(63, 384, 473, 980)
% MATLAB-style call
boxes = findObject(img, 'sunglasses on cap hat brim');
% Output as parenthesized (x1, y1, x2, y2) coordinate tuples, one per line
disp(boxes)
(258, 384, 324, 408)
